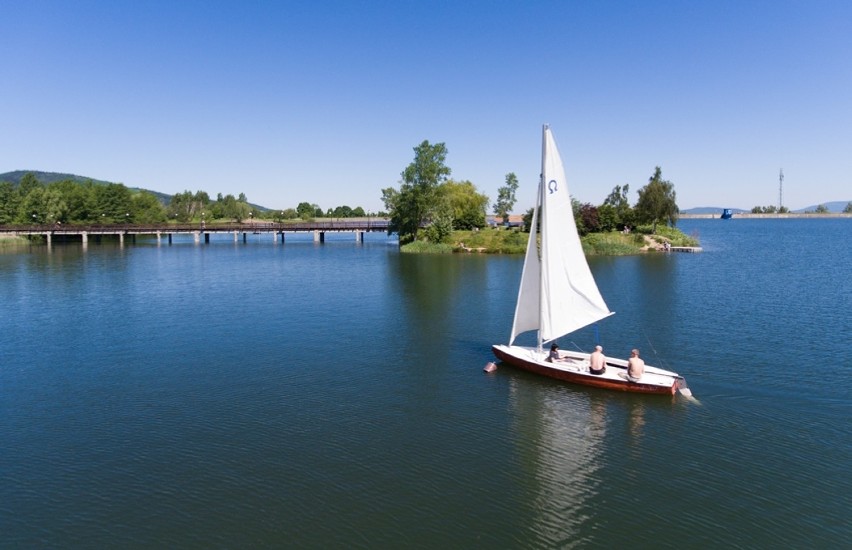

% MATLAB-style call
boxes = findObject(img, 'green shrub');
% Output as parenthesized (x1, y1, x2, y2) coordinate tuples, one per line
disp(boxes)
(0, 235, 31, 247)
(652, 225, 699, 246)
(401, 240, 454, 254)
(582, 232, 642, 255)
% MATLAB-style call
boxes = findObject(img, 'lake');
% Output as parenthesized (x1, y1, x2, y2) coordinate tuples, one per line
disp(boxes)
(1, 219, 849, 548)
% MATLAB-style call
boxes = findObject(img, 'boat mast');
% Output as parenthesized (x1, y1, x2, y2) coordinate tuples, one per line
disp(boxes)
(537, 124, 548, 353)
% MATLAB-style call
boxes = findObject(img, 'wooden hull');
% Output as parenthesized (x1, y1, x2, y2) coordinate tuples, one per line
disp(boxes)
(492, 344, 679, 395)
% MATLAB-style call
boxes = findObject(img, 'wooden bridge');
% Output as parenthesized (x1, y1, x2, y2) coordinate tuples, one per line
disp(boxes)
(0, 219, 391, 246)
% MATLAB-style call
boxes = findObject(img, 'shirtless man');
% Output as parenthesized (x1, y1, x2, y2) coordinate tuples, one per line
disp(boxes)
(626, 349, 645, 382)
(589, 345, 606, 375)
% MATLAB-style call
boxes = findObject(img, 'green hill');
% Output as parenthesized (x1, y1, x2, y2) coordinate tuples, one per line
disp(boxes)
(0, 170, 267, 211)
(0, 170, 173, 205)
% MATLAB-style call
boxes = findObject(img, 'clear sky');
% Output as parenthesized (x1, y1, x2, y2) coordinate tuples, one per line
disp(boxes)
(3, 0, 850, 213)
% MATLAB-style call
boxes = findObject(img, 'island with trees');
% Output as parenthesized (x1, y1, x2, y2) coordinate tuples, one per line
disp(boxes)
(381, 141, 697, 254)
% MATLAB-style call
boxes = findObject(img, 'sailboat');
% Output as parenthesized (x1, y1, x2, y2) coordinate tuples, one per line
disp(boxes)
(492, 125, 691, 396)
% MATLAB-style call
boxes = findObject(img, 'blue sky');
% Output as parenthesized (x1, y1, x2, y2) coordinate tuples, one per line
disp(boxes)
(3, 0, 850, 213)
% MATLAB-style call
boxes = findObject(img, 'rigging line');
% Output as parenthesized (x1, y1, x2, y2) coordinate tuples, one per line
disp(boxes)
(567, 321, 601, 353)
(568, 340, 587, 353)
(598, 255, 672, 370)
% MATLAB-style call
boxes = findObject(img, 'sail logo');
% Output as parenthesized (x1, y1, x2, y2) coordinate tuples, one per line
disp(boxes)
(548, 179, 559, 194)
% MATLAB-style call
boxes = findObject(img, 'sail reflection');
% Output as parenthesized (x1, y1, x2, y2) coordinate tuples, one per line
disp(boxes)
(508, 379, 608, 546)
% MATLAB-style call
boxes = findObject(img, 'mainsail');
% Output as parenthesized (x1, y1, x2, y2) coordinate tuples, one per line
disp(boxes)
(509, 125, 613, 346)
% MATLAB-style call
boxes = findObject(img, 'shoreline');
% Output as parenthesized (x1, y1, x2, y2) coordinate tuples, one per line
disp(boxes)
(680, 213, 852, 219)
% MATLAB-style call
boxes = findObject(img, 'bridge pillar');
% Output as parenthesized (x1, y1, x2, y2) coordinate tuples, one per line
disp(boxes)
(168, 233, 173, 245)
(280, 232, 285, 243)
(233, 230, 238, 242)
(46, 232, 52, 246)
(204, 233, 210, 244)
(243, 232, 247, 243)
(119, 233, 125, 246)
(193, 231, 200, 243)
(355, 230, 363, 243)
(156, 231, 161, 244)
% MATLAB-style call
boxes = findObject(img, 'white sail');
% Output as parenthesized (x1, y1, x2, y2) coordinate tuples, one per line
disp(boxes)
(509, 125, 612, 345)
(509, 184, 541, 344)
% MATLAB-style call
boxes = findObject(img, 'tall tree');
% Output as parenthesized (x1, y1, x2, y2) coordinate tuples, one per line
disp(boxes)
(213, 193, 249, 221)
(332, 205, 354, 218)
(0, 181, 21, 224)
(599, 183, 634, 230)
(440, 179, 489, 230)
(49, 179, 95, 223)
(132, 191, 168, 223)
(494, 172, 519, 224)
(93, 183, 134, 223)
(634, 167, 678, 233)
(576, 203, 600, 235)
(168, 191, 193, 222)
(385, 140, 451, 243)
(167, 190, 209, 222)
(296, 202, 319, 220)
(17, 172, 42, 196)
(522, 207, 535, 233)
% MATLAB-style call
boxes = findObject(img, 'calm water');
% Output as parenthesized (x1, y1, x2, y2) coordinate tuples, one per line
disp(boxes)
(1, 221, 849, 548)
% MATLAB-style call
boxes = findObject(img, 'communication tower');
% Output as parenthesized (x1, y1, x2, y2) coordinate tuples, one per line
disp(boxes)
(779, 169, 784, 211)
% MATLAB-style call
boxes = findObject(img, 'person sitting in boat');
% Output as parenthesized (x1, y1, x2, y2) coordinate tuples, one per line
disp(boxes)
(626, 348, 645, 382)
(589, 345, 606, 375)
(546, 343, 563, 362)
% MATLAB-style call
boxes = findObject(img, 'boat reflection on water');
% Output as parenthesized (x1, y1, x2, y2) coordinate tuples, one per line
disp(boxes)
(506, 376, 690, 546)
(628, 400, 646, 443)
(508, 378, 608, 546)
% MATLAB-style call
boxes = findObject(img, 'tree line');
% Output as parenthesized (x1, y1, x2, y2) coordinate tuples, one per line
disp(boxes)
(0, 173, 375, 225)
(382, 140, 680, 244)
(752, 203, 852, 214)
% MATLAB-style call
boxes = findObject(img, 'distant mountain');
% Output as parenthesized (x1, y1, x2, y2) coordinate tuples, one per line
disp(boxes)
(681, 207, 748, 215)
(0, 170, 268, 211)
(1, 170, 173, 205)
(793, 201, 850, 213)
(1, 170, 113, 186)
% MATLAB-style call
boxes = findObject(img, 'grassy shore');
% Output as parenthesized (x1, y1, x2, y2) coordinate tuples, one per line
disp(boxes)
(402, 225, 699, 255)
(0, 235, 31, 247)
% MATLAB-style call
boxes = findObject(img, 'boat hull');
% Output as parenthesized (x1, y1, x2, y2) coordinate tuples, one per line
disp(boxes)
(492, 345, 678, 395)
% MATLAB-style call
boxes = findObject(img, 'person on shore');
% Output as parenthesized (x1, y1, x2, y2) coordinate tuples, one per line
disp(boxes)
(626, 349, 645, 382)
(589, 345, 606, 375)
